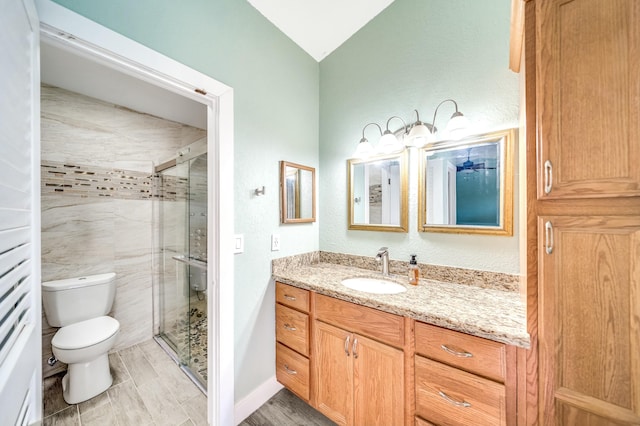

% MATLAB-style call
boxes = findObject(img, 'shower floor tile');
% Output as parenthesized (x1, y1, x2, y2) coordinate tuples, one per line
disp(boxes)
(166, 296, 208, 384)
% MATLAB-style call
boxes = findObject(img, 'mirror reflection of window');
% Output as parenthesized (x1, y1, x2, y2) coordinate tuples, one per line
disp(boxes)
(418, 128, 514, 236)
(427, 144, 500, 226)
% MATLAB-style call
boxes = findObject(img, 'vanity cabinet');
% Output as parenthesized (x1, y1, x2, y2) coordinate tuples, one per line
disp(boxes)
(274, 281, 519, 425)
(313, 294, 405, 426)
(414, 322, 515, 426)
(275, 282, 311, 401)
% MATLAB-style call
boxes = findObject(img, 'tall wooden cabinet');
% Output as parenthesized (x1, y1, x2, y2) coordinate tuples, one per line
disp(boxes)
(525, 0, 640, 424)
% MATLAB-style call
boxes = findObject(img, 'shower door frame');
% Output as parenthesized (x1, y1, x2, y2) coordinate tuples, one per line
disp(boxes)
(37, 2, 235, 425)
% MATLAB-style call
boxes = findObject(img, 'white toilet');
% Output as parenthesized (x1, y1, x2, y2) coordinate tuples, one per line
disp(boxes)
(42, 272, 120, 404)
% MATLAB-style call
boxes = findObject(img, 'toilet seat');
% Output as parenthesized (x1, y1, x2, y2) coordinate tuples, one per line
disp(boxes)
(52, 316, 120, 350)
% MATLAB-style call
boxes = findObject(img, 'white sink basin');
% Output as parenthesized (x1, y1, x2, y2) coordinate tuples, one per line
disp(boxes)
(341, 277, 407, 295)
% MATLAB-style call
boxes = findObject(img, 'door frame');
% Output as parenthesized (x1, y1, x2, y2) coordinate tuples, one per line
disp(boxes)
(35, 1, 235, 424)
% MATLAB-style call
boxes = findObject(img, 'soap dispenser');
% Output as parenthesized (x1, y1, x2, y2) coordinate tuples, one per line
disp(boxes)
(408, 254, 419, 285)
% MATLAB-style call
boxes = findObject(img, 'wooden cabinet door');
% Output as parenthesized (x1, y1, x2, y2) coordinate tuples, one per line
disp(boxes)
(536, 0, 640, 199)
(538, 216, 640, 425)
(353, 334, 404, 426)
(314, 321, 353, 426)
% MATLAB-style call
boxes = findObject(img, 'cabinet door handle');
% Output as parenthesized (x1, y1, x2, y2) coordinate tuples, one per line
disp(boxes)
(441, 344, 473, 358)
(438, 391, 471, 408)
(352, 338, 359, 359)
(344, 335, 351, 356)
(283, 323, 297, 331)
(283, 364, 297, 375)
(283, 294, 296, 301)
(544, 160, 553, 194)
(545, 221, 554, 254)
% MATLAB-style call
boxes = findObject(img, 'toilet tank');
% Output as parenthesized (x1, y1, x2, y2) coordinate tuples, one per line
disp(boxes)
(42, 273, 116, 327)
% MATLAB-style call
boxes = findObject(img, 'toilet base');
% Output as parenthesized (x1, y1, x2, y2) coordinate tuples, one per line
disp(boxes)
(61, 353, 113, 404)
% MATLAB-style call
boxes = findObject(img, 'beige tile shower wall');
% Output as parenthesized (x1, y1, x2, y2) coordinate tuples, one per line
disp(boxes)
(40, 85, 206, 376)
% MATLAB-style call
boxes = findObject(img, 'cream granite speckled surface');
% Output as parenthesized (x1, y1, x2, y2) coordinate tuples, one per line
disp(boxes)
(273, 254, 529, 348)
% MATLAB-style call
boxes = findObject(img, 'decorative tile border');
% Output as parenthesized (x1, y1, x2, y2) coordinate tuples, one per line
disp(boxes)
(273, 251, 520, 292)
(41, 160, 187, 201)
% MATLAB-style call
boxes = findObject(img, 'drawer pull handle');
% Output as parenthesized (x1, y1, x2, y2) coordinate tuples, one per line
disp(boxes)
(438, 391, 471, 408)
(283, 364, 297, 375)
(344, 335, 351, 356)
(284, 294, 296, 301)
(283, 323, 297, 331)
(352, 338, 359, 359)
(441, 344, 473, 358)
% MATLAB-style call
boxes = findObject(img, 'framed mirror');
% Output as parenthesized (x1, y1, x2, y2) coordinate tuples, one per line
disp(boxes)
(418, 128, 515, 235)
(280, 161, 316, 223)
(348, 151, 409, 232)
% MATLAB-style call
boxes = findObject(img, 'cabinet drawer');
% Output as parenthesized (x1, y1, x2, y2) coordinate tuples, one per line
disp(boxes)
(315, 294, 404, 348)
(276, 282, 310, 312)
(276, 303, 309, 356)
(415, 322, 506, 382)
(276, 343, 309, 401)
(415, 356, 505, 426)
(415, 417, 436, 426)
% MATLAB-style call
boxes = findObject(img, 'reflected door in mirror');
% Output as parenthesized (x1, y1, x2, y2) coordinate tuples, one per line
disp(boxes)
(348, 151, 408, 232)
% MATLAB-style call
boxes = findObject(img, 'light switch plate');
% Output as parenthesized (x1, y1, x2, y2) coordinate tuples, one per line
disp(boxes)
(233, 234, 244, 254)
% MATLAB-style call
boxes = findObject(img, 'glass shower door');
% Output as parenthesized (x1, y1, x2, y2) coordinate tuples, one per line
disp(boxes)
(155, 138, 208, 388)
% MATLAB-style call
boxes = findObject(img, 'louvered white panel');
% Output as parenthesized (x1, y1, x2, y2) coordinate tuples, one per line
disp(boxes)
(0, 0, 42, 424)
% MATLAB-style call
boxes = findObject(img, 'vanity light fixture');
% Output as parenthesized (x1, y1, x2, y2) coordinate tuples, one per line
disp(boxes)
(353, 122, 382, 159)
(406, 109, 434, 147)
(430, 98, 470, 141)
(406, 99, 470, 147)
(352, 99, 470, 158)
(377, 116, 408, 154)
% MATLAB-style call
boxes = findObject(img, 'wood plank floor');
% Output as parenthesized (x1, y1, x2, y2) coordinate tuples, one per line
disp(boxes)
(44, 338, 333, 426)
(239, 389, 336, 426)
(43, 339, 206, 426)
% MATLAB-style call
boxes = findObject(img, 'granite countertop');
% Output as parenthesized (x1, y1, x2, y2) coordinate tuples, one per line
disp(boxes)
(273, 262, 530, 348)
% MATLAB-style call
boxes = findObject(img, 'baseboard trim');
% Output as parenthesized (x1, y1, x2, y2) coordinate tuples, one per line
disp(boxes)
(234, 376, 283, 425)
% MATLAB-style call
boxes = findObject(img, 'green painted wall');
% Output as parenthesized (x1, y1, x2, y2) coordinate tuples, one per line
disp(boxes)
(47, 0, 518, 410)
(319, 0, 520, 273)
(50, 0, 320, 402)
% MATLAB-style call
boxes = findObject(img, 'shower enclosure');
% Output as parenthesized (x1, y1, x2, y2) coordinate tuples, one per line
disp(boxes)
(153, 138, 208, 390)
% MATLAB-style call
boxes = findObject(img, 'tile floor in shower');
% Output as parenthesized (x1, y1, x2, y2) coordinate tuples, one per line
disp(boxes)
(165, 295, 208, 384)
(43, 339, 206, 426)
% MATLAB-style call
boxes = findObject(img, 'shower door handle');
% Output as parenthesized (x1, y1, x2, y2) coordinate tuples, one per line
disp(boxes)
(172, 255, 207, 270)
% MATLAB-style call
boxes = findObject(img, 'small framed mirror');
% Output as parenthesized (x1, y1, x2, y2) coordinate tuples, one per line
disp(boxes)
(280, 161, 316, 223)
(418, 128, 515, 235)
(348, 151, 409, 232)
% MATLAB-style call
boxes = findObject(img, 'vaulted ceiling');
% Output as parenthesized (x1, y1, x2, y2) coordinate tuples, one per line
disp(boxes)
(247, 0, 396, 61)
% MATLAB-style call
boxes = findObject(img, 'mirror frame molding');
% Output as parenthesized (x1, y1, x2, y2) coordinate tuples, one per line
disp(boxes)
(347, 150, 409, 233)
(418, 128, 515, 236)
(280, 161, 316, 224)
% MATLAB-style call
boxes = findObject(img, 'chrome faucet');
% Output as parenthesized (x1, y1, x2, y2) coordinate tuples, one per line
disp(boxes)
(376, 247, 390, 276)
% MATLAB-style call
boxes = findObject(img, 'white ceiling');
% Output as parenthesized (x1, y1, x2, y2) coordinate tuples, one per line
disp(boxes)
(41, 40, 207, 129)
(247, 0, 396, 61)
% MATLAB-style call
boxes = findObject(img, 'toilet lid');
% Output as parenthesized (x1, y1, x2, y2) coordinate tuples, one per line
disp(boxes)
(52, 316, 120, 350)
